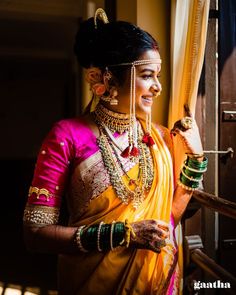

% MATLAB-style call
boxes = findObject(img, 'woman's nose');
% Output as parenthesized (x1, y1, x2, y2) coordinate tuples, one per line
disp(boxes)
(150, 83, 162, 95)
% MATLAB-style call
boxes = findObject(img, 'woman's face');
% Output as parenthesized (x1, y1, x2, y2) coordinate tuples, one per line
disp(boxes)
(114, 49, 162, 116)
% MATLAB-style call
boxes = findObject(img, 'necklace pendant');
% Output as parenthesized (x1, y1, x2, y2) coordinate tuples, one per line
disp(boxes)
(129, 179, 136, 186)
(135, 186, 142, 195)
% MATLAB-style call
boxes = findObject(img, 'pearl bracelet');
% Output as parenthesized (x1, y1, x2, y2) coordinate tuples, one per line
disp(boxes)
(97, 221, 104, 252)
(74, 225, 89, 253)
(110, 221, 116, 251)
(177, 179, 197, 191)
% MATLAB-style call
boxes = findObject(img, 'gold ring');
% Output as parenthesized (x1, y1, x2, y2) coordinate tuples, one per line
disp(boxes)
(180, 116, 193, 130)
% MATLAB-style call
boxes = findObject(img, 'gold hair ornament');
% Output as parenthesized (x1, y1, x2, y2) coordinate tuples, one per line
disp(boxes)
(94, 8, 109, 29)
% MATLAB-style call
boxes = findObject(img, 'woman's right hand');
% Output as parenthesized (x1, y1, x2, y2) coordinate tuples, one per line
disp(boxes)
(130, 219, 169, 253)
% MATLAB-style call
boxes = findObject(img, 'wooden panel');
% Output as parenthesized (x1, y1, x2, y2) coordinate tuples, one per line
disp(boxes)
(219, 0, 236, 278)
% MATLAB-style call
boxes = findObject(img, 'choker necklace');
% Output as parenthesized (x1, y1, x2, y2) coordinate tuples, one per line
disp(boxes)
(93, 103, 139, 159)
(93, 103, 130, 134)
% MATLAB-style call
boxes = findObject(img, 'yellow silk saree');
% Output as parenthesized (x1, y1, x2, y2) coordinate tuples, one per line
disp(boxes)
(58, 120, 183, 295)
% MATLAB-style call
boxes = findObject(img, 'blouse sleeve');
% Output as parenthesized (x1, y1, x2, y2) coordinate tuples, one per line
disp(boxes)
(23, 120, 74, 227)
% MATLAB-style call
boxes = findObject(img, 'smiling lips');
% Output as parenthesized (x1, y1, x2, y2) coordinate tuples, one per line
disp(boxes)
(142, 96, 154, 105)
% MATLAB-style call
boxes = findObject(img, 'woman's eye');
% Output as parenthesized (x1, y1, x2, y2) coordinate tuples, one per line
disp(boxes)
(142, 75, 152, 80)
(142, 74, 161, 80)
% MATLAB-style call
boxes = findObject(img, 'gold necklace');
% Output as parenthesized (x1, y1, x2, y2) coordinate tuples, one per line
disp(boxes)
(97, 123, 154, 209)
(93, 103, 130, 134)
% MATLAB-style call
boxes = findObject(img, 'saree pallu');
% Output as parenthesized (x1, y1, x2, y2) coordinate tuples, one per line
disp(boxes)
(23, 118, 183, 295)
(58, 120, 183, 295)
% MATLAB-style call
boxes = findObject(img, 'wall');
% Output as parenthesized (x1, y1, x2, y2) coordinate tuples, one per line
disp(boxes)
(117, 0, 171, 126)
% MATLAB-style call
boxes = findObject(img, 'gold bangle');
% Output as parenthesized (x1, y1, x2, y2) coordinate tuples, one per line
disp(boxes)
(183, 163, 207, 173)
(181, 169, 203, 182)
(177, 180, 197, 191)
(186, 153, 204, 159)
(120, 219, 136, 248)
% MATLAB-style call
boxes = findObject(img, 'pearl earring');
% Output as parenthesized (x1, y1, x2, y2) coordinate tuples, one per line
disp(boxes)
(110, 88, 118, 105)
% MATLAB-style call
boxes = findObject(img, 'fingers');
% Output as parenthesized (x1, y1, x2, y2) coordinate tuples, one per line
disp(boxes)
(171, 104, 193, 136)
(143, 220, 169, 239)
(139, 224, 164, 240)
(130, 219, 170, 253)
(156, 219, 169, 229)
(157, 227, 169, 239)
(184, 103, 193, 118)
(149, 239, 166, 253)
(170, 125, 181, 136)
(171, 126, 190, 138)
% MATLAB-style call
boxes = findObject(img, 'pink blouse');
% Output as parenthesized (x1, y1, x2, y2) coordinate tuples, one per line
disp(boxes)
(24, 118, 100, 224)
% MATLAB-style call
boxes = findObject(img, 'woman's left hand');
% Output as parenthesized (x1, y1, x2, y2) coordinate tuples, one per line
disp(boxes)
(170, 104, 203, 155)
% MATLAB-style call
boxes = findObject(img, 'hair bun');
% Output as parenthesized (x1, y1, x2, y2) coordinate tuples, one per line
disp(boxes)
(74, 18, 159, 74)
(74, 17, 106, 68)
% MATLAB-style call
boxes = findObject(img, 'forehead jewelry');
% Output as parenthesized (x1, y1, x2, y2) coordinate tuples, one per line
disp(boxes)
(109, 58, 162, 157)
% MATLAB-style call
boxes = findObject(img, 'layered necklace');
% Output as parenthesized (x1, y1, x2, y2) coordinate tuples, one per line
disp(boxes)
(94, 103, 130, 134)
(93, 103, 154, 209)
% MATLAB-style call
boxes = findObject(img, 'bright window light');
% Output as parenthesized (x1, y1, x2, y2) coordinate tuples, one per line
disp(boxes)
(4, 287, 22, 295)
(24, 287, 40, 295)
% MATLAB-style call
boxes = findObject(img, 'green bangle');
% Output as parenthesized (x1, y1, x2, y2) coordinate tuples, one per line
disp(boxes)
(113, 222, 125, 244)
(84, 225, 99, 249)
(182, 166, 203, 180)
(183, 162, 207, 174)
(180, 173, 200, 189)
(81, 222, 125, 251)
(100, 224, 111, 249)
(186, 156, 208, 170)
(181, 169, 203, 182)
(177, 179, 197, 191)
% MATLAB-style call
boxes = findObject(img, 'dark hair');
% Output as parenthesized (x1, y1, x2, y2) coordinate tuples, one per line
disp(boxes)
(74, 18, 159, 85)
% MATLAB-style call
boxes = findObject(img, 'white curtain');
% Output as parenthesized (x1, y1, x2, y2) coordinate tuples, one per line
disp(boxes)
(168, 0, 210, 176)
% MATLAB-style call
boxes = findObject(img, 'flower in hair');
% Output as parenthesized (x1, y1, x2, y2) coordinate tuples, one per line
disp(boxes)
(92, 83, 106, 96)
(85, 67, 106, 96)
(85, 67, 103, 84)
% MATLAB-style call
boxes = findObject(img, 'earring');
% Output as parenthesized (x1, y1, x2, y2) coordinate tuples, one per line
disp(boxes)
(110, 88, 118, 105)
(103, 67, 112, 84)
(100, 87, 119, 105)
(102, 68, 119, 105)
